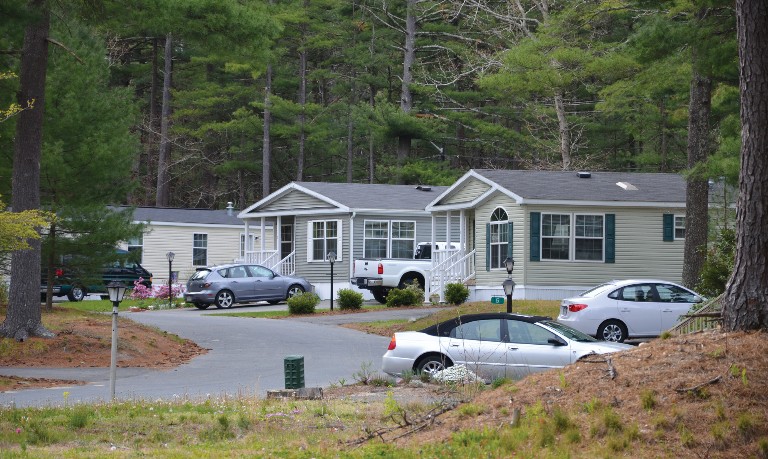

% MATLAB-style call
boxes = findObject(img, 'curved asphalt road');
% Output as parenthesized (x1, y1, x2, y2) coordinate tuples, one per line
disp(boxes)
(0, 303, 443, 408)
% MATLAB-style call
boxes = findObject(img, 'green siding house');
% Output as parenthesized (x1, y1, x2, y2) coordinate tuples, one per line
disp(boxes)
(426, 169, 687, 301)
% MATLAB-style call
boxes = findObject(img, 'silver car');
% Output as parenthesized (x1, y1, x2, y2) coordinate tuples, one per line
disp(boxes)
(381, 313, 631, 380)
(185, 264, 313, 309)
(558, 279, 705, 342)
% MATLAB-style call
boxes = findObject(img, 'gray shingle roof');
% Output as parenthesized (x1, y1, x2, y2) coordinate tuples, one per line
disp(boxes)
(474, 169, 686, 203)
(120, 206, 244, 225)
(297, 182, 449, 210)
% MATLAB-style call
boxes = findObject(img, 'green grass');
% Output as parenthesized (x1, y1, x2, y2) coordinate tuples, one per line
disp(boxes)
(357, 300, 560, 336)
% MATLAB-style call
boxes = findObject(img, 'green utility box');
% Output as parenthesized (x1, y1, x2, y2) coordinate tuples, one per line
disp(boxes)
(284, 355, 305, 389)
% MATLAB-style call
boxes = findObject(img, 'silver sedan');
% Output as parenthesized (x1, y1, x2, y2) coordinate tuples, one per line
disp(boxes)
(382, 313, 631, 381)
(185, 264, 313, 309)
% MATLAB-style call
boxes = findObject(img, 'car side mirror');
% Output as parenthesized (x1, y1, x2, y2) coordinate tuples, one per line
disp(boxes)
(548, 338, 567, 346)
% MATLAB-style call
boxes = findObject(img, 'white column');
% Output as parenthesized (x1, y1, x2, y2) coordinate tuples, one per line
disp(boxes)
(244, 219, 250, 262)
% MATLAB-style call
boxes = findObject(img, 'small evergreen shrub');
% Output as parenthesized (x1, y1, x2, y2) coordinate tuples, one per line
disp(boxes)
(697, 228, 735, 297)
(287, 292, 320, 314)
(444, 282, 470, 305)
(337, 288, 363, 310)
(386, 285, 422, 307)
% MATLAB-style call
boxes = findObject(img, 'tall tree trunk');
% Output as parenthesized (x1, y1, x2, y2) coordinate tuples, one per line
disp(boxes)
(296, 0, 308, 182)
(397, 0, 416, 169)
(722, 0, 768, 331)
(262, 61, 272, 198)
(554, 91, 571, 170)
(155, 33, 172, 207)
(681, 69, 712, 288)
(1, 0, 54, 341)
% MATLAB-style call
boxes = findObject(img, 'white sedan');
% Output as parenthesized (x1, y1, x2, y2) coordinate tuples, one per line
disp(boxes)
(382, 313, 631, 381)
(558, 279, 705, 342)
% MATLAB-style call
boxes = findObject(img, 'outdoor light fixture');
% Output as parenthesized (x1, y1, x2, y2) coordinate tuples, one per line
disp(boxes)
(504, 256, 515, 275)
(503, 256, 515, 313)
(166, 252, 175, 310)
(328, 251, 337, 311)
(503, 277, 516, 313)
(107, 281, 127, 400)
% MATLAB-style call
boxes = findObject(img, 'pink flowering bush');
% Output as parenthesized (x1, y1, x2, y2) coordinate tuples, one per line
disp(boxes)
(128, 277, 186, 309)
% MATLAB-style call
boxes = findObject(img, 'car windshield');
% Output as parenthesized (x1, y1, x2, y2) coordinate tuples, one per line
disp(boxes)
(578, 283, 616, 298)
(541, 320, 597, 342)
(190, 269, 210, 280)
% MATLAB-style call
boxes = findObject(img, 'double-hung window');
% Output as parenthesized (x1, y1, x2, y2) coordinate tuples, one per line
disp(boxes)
(308, 220, 341, 261)
(127, 234, 144, 262)
(193, 233, 208, 266)
(541, 213, 604, 261)
(363, 220, 416, 258)
(674, 216, 686, 239)
(489, 208, 510, 269)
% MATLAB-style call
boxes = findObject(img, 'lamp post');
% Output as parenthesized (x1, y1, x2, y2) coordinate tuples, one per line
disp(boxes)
(166, 251, 175, 309)
(502, 257, 515, 313)
(107, 281, 127, 400)
(327, 251, 336, 311)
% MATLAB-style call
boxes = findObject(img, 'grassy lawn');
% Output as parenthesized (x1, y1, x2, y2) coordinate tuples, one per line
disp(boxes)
(348, 300, 560, 336)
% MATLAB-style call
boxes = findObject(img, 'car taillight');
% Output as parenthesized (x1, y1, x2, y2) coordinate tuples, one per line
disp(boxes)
(387, 335, 396, 351)
(202, 282, 211, 288)
(568, 303, 588, 312)
(378, 263, 383, 275)
(55, 268, 63, 277)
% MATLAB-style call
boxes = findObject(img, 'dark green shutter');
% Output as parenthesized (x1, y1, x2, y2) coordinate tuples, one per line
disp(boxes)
(507, 222, 514, 261)
(663, 214, 674, 241)
(485, 223, 491, 271)
(530, 212, 540, 261)
(605, 214, 615, 263)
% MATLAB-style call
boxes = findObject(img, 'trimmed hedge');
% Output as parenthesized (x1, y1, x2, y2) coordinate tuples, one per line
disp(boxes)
(337, 288, 364, 310)
(444, 283, 470, 305)
(287, 292, 320, 314)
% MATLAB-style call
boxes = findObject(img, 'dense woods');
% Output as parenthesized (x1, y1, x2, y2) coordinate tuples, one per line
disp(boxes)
(3, 0, 764, 338)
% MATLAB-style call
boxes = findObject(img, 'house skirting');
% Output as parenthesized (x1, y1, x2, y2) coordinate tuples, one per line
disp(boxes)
(469, 285, 591, 302)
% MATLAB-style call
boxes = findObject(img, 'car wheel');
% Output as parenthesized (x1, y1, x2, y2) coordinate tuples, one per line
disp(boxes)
(415, 355, 452, 376)
(398, 274, 424, 290)
(598, 320, 628, 343)
(193, 302, 209, 310)
(67, 285, 86, 302)
(215, 290, 234, 309)
(372, 289, 388, 304)
(286, 285, 305, 299)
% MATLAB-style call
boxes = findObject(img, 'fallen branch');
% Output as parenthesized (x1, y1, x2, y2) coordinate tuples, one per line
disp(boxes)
(675, 375, 722, 394)
(347, 400, 458, 447)
(578, 354, 618, 379)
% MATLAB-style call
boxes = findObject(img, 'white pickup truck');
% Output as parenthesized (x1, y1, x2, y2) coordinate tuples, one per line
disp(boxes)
(351, 242, 456, 303)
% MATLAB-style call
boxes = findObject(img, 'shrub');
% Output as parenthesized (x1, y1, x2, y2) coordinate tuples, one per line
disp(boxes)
(337, 288, 363, 310)
(697, 228, 735, 297)
(386, 286, 422, 307)
(287, 292, 320, 314)
(444, 282, 469, 305)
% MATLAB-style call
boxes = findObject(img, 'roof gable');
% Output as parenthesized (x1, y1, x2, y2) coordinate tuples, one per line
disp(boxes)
(240, 182, 449, 218)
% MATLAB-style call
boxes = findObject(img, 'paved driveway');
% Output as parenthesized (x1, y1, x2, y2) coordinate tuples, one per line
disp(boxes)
(0, 303, 442, 408)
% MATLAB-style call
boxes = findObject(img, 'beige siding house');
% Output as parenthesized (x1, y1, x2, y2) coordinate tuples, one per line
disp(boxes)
(117, 207, 272, 286)
(427, 169, 688, 301)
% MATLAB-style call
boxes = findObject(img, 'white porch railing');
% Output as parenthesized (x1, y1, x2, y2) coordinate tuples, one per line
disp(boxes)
(241, 250, 296, 276)
(429, 249, 476, 300)
(243, 250, 280, 266)
(272, 251, 296, 276)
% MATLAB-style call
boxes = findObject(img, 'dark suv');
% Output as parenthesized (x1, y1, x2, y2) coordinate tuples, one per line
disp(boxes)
(41, 259, 153, 302)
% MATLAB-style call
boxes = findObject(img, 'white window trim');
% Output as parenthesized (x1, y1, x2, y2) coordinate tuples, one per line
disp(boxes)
(240, 233, 258, 258)
(193, 233, 208, 266)
(362, 220, 417, 259)
(306, 219, 343, 262)
(489, 220, 510, 271)
(674, 215, 686, 240)
(363, 219, 389, 258)
(390, 220, 416, 259)
(541, 213, 605, 262)
(127, 234, 144, 263)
